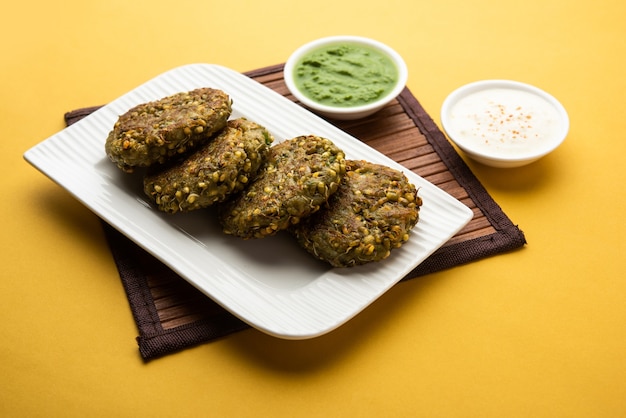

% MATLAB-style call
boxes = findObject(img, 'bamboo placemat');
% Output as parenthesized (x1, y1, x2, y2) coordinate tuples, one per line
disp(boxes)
(65, 64, 526, 360)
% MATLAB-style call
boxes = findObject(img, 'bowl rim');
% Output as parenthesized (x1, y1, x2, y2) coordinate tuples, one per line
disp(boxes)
(283, 35, 408, 116)
(440, 79, 570, 164)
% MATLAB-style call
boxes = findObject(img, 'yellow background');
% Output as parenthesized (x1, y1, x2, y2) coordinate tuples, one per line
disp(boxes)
(2, 0, 625, 416)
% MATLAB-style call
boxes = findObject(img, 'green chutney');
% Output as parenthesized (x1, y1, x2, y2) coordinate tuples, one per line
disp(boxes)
(293, 43, 399, 107)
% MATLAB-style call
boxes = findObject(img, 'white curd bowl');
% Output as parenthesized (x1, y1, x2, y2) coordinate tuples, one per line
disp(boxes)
(284, 36, 408, 120)
(440, 80, 569, 168)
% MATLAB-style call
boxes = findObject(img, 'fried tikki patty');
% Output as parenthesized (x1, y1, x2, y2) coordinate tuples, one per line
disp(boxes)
(290, 160, 422, 267)
(219, 135, 346, 239)
(105, 88, 232, 172)
(143, 118, 274, 214)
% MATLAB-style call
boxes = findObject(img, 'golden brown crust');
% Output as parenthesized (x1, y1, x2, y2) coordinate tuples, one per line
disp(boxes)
(218, 135, 346, 239)
(105, 88, 232, 172)
(290, 159, 421, 267)
(143, 118, 273, 214)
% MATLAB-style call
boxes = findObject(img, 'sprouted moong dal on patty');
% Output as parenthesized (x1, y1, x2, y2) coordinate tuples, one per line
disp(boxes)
(143, 118, 274, 214)
(218, 135, 347, 239)
(104, 87, 421, 267)
(290, 160, 422, 267)
(105, 88, 232, 173)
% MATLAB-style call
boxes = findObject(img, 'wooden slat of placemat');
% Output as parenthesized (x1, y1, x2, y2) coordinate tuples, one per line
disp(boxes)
(64, 63, 525, 359)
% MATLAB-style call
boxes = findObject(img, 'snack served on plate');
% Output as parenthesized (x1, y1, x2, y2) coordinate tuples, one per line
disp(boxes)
(218, 135, 346, 239)
(290, 159, 421, 267)
(105, 88, 232, 172)
(103, 87, 422, 268)
(143, 118, 274, 214)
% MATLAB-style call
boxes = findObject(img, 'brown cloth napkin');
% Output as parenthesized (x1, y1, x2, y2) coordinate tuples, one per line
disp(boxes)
(65, 64, 526, 360)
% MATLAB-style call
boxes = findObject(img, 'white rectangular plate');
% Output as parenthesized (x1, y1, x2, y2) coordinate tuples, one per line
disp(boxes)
(24, 64, 473, 339)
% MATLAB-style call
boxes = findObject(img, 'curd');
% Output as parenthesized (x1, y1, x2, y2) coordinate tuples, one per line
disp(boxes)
(447, 87, 563, 156)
